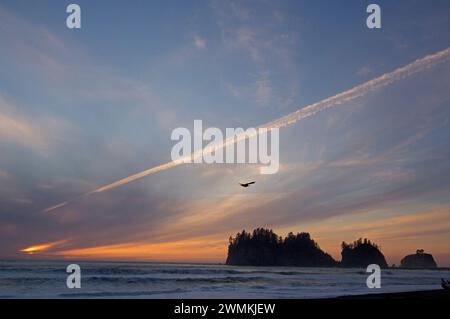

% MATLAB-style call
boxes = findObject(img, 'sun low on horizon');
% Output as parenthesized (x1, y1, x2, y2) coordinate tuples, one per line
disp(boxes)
(1, 0, 450, 269)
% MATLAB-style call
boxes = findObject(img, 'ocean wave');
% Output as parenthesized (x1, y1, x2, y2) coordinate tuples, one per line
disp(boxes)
(176, 276, 267, 284)
(0, 277, 62, 285)
(84, 275, 268, 285)
(1, 261, 448, 299)
(59, 288, 187, 298)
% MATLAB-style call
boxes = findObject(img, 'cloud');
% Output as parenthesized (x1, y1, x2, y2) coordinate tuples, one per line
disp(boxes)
(254, 71, 273, 107)
(234, 27, 262, 62)
(0, 95, 74, 155)
(13, 198, 33, 205)
(0, 169, 10, 179)
(2, 2, 450, 266)
(48, 236, 226, 262)
(356, 65, 371, 76)
(224, 82, 244, 98)
(45, 46, 449, 202)
(0, 5, 73, 82)
(0, 4, 177, 132)
(192, 34, 206, 49)
(298, 205, 450, 265)
(19, 240, 67, 255)
(209, 1, 302, 109)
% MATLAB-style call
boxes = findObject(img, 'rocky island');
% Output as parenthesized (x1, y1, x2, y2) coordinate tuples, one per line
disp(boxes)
(340, 239, 388, 268)
(400, 250, 438, 269)
(226, 228, 336, 267)
(226, 228, 390, 268)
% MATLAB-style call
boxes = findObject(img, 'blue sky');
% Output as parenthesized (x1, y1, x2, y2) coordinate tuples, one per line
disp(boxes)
(1, 0, 450, 265)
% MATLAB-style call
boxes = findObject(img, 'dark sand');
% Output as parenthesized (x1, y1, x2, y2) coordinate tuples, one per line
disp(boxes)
(338, 289, 450, 299)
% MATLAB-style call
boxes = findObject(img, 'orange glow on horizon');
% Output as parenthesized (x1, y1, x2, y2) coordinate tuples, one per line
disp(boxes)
(279, 204, 450, 266)
(19, 241, 64, 254)
(50, 237, 227, 262)
(17, 205, 450, 266)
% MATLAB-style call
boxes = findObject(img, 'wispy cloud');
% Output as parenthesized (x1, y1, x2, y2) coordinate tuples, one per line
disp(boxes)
(0, 169, 10, 179)
(49, 236, 226, 262)
(192, 34, 206, 49)
(42, 46, 450, 212)
(19, 240, 67, 255)
(2, 1, 450, 265)
(0, 95, 74, 155)
(298, 205, 450, 265)
(254, 71, 273, 107)
(356, 65, 371, 76)
(210, 1, 300, 108)
(0, 4, 177, 132)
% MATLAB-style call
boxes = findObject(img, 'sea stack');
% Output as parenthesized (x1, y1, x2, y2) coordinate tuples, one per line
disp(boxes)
(226, 228, 336, 267)
(340, 239, 388, 268)
(400, 250, 437, 269)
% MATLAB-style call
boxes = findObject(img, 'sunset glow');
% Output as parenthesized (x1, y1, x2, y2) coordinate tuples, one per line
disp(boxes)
(19, 241, 64, 254)
(1, 1, 450, 269)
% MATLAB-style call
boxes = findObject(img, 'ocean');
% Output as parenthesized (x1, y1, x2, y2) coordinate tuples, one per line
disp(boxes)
(0, 260, 448, 298)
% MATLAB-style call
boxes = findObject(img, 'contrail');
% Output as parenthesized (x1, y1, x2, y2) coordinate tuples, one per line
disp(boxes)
(43, 47, 450, 212)
(42, 201, 68, 213)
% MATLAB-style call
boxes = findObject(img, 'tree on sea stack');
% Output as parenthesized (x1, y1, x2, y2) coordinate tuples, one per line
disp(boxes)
(226, 228, 336, 267)
(400, 249, 438, 269)
(340, 238, 388, 268)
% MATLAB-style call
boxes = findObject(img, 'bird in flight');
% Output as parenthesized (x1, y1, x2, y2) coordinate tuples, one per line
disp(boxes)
(239, 181, 255, 188)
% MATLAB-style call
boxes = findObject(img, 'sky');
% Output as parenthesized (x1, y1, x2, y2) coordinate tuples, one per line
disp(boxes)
(1, 0, 450, 266)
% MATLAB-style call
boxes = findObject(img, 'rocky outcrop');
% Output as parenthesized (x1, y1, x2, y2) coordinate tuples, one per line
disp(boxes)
(400, 250, 437, 269)
(341, 239, 388, 268)
(226, 228, 336, 267)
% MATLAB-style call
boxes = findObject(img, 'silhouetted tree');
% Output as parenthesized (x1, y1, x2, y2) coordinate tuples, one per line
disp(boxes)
(226, 228, 336, 267)
(341, 238, 387, 268)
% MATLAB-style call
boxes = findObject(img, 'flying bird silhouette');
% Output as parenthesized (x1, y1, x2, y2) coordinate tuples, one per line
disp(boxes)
(239, 181, 255, 188)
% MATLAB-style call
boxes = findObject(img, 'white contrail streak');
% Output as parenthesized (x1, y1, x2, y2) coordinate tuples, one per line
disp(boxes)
(42, 201, 68, 213)
(261, 47, 450, 129)
(43, 47, 450, 212)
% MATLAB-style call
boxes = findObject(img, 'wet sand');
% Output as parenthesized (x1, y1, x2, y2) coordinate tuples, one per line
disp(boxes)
(338, 289, 450, 299)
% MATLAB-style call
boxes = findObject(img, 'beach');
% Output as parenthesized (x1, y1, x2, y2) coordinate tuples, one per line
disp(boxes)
(338, 289, 450, 299)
